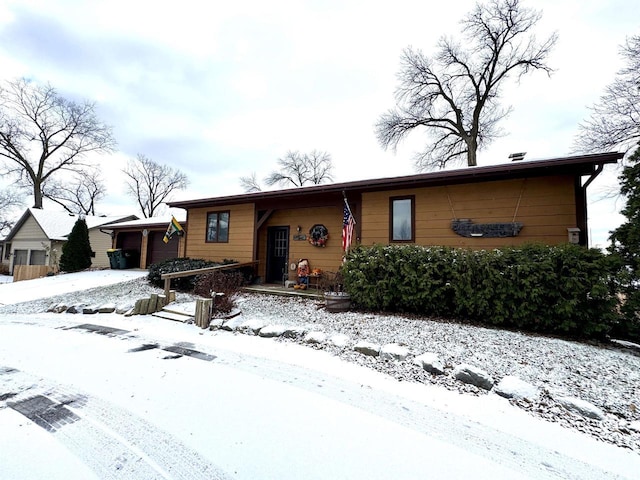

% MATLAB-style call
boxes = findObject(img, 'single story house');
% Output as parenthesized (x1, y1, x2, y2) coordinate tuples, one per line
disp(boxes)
(3, 208, 137, 274)
(0, 240, 8, 273)
(101, 215, 187, 269)
(166, 152, 623, 284)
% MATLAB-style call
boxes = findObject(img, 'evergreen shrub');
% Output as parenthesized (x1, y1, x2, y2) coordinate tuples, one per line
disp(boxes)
(608, 146, 640, 342)
(59, 218, 93, 273)
(342, 243, 619, 340)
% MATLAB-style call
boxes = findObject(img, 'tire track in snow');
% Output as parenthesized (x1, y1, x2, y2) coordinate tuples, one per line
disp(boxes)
(0, 366, 232, 480)
(3, 317, 635, 479)
(196, 345, 629, 480)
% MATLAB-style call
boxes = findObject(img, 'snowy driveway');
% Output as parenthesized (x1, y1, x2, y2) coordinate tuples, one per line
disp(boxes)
(0, 270, 147, 306)
(1, 312, 639, 479)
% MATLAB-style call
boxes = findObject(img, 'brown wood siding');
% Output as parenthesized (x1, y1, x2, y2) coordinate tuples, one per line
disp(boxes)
(185, 203, 255, 262)
(361, 175, 577, 249)
(257, 206, 344, 280)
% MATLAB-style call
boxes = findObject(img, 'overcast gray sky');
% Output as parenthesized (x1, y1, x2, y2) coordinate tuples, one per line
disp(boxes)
(0, 0, 637, 247)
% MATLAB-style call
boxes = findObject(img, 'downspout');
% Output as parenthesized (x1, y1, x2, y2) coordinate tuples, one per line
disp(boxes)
(578, 163, 605, 247)
(99, 228, 117, 248)
(583, 163, 604, 190)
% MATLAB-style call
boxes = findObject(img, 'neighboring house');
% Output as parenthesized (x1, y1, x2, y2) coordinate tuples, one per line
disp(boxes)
(0, 239, 8, 272)
(101, 215, 187, 269)
(167, 152, 623, 284)
(3, 208, 137, 274)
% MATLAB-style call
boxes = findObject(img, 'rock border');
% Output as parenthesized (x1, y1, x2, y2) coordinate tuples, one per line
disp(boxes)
(45, 296, 640, 451)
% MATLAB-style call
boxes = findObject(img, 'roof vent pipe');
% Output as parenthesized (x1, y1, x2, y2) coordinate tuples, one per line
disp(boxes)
(509, 152, 527, 161)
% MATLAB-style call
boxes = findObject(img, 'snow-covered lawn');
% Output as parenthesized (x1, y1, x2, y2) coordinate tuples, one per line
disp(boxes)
(1, 270, 639, 478)
(0, 269, 147, 306)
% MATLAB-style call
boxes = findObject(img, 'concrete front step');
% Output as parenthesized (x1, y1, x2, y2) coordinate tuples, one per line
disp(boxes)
(162, 302, 196, 315)
(151, 301, 197, 323)
(152, 310, 194, 323)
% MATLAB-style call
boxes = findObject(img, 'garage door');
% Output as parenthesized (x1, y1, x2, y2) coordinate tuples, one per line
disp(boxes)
(116, 232, 142, 268)
(29, 250, 47, 265)
(146, 231, 179, 266)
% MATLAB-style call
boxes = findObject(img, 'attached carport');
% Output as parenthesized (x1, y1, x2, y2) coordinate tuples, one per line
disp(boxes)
(102, 216, 186, 269)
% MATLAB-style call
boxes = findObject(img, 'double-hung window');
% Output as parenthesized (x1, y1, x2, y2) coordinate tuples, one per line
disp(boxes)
(206, 211, 230, 243)
(390, 196, 414, 242)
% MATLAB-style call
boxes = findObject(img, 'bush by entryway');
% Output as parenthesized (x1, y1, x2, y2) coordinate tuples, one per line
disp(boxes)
(342, 244, 621, 341)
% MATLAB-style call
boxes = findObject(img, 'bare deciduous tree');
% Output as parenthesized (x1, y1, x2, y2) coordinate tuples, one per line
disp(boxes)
(575, 35, 640, 156)
(0, 186, 24, 236)
(376, 0, 557, 170)
(42, 169, 106, 215)
(264, 150, 334, 188)
(0, 78, 116, 208)
(239, 172, 262, 193)
(123, 154, 189, 218)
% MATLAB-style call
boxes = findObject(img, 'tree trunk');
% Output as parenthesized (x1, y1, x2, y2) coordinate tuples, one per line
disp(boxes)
(466, 138, 478, 167)
(33, 181, 43, 209)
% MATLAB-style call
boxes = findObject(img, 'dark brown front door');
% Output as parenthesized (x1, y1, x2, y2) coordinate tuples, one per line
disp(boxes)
(266, 226, 289, 284)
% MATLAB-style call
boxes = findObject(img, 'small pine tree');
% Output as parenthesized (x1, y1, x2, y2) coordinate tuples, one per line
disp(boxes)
(59, 218, 93, 272)
(609, 146, 640, 341)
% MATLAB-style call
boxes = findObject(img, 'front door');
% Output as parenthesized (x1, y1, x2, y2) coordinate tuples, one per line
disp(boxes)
(266, 226, 289, 284)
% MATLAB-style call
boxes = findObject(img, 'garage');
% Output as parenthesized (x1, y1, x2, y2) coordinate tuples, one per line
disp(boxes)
(146, 230, 179, 266)
(115, 231, 142, 268)
(102, 216, 186, 269)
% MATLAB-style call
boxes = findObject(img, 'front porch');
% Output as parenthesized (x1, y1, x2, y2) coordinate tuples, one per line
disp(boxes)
(243, 283, 323, 299)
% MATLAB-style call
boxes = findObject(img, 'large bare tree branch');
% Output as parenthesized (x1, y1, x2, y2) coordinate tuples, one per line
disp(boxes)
(239, 172, 262, 193)
(0, 186, 24, 236)
(376, 0, 557, 170)
(0, 78, 116, 208)
(575, 35, 640, 157)
(263, 150, 334, 188)
(42, 169, 106, 215)
(123, 154, 189, 218)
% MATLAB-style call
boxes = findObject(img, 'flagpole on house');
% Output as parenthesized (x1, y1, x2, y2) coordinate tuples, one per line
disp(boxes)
(163, 216, 184, 244)
(341, 191, 356, 260)
(342, 190, 356, 225)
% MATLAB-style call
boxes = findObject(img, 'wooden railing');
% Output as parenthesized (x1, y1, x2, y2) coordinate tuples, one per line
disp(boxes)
(160, 261, 258, 299)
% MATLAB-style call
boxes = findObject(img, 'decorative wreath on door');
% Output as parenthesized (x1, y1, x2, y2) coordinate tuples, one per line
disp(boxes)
(308, 224, 329, 247)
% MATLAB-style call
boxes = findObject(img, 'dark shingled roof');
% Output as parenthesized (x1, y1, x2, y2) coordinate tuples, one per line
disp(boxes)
(167, 152, 623, 209)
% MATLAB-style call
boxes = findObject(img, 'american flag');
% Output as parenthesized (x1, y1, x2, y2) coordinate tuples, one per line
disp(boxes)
(342, 200, 355, 252)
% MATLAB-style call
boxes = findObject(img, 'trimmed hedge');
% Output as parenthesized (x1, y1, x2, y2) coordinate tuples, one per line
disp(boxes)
(342, 244, 620, 340)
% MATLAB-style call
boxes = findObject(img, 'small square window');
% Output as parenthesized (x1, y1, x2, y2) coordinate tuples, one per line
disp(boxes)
(206, 211, 230, 243)
(390, 196, 414, 242)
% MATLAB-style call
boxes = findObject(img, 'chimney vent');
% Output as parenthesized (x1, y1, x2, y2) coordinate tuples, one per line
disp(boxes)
(509, 152, 527, 161)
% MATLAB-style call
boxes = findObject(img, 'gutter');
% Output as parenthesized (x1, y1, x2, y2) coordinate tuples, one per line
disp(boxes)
(582, 163, 605, 190)
(577, 162, 607, 248)
(99, 228, 116, 239)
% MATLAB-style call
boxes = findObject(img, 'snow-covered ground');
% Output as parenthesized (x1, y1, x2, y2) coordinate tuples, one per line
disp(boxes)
(1, 270, 639, 478)
(0, 269, 147, 305)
